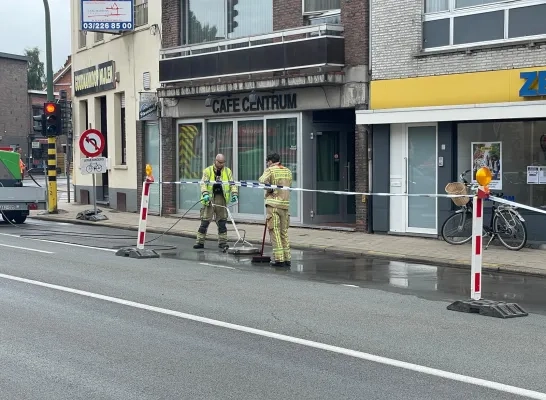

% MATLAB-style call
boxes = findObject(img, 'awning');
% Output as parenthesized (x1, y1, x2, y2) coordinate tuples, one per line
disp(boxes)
(356, 100, 546, 125)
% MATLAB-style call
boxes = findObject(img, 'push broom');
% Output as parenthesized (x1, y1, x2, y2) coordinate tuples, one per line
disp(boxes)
(251, 221, 271, 263)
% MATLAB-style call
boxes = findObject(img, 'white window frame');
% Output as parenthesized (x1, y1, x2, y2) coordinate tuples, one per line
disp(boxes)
(423, 0, 546, 51)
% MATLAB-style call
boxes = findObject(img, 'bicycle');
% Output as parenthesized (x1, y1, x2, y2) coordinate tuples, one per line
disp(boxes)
(441, 170, 528, 251)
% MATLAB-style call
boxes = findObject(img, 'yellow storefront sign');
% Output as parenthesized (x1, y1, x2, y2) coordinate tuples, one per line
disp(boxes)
(370, 66, 546, 110)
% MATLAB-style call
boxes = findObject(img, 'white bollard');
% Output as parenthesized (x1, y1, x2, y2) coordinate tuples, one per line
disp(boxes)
(470, 187, 487, 300)
(137, 176, 154, 250)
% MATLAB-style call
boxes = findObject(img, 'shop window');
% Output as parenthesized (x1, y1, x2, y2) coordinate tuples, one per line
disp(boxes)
(237, 120, 264, 215)
(177, 123, 204, 210)
(266, 117, 298, 218)
(206, 121, 233, 167)
(183, 0, 273, 44)
(456, 121, 546, 208)
(422, 0, 546, 50)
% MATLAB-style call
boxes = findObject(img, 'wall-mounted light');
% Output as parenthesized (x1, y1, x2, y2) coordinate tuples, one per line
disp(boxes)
(205, 95, 212, 107)
(249, 90, 257, 103)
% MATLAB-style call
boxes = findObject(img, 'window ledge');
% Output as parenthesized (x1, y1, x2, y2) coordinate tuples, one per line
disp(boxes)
(113, 165, 128, 170)
(414, 37, 546, 58)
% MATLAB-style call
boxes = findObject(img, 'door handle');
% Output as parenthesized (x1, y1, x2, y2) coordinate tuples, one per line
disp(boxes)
(404, 157, 408, 194)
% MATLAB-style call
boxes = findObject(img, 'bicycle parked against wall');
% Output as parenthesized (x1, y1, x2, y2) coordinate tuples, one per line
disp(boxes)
(441, 170, 528, 251)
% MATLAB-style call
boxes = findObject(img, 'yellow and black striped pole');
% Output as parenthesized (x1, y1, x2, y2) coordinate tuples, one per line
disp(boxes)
(47, 136, 57, 213)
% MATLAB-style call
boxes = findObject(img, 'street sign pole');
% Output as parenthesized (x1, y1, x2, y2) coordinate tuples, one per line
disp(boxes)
(79, 127, 108, 221)
(92, 171, 97, 217)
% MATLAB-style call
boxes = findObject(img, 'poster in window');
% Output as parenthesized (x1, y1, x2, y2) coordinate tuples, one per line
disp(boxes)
(539, 166, 546, 184)
(527, 166, 539, 184)
(471, 141, 502, 190)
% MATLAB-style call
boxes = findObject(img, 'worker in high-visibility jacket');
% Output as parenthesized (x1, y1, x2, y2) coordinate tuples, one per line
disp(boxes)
(16, 147, 25, 178)
(258, 153, 293, 267)
(194, 154, 238, 250)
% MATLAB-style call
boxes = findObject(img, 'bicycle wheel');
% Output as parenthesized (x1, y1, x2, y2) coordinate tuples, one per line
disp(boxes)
(441, 211, 473, 245)
(493, 209, 527, 251)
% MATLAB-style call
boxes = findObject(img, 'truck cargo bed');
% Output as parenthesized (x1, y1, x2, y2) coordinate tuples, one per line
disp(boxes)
(0, 187, 47, 203)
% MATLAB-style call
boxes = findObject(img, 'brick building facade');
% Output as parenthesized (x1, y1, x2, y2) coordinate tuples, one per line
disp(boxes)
(155, 0, 370, 231)
(357, 0, 546, 242)
(0, 52, 29, 152)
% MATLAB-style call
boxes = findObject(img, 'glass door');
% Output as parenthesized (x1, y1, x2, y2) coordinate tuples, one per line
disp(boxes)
(144, 122, 160, 214)
(405, 125, 437, 234)
(312, 131, 354, 224)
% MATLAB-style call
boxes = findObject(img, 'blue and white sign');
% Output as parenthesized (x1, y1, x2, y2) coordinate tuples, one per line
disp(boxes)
(81, 0, 134, 32)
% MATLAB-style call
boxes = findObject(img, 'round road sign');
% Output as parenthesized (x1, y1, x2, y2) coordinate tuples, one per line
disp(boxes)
(79, 129, 105, 158)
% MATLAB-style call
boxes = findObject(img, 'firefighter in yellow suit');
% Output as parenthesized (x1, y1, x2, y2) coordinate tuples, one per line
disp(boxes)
(258, 153, 293, 267)
(194, 154, 238, 250)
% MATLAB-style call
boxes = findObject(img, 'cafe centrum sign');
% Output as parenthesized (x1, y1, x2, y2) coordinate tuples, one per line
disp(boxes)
(210, 93, 297, 114)
(74, 61, 116, 97)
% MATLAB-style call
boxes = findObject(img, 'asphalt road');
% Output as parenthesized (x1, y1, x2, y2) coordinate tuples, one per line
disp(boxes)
(1, 219, 546, 399)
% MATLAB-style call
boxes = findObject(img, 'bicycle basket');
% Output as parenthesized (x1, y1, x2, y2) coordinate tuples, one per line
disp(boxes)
(445, 182, 470, 206)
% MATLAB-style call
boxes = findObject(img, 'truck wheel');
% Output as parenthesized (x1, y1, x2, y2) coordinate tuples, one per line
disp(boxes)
(12, 213, 27, 224)
(2, 212, 27, 224)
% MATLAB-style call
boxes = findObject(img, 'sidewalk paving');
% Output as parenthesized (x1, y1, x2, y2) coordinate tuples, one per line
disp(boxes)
(29, 201, 546, 277)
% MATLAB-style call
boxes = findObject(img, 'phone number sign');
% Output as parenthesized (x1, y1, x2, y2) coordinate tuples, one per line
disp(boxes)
(81, 0, 134, 32)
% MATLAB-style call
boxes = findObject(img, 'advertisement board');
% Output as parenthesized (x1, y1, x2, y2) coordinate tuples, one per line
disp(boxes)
(81, 0, 134, 32)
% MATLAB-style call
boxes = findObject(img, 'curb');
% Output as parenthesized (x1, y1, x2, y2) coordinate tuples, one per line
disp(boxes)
(28, 215, 546, 278)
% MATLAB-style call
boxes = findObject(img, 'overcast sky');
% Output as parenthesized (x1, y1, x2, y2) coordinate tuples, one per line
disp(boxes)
(1, 0, 71, 71)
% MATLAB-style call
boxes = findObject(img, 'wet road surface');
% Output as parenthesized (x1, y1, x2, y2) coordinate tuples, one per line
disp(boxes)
(0, 218, 545, 399)
(10, 218, 546, 315)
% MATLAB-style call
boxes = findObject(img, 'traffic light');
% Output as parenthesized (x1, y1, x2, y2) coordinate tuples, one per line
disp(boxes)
(43, 101, 62, 136)
(33, 113, 46, 136)
(227, 0, 238, 34)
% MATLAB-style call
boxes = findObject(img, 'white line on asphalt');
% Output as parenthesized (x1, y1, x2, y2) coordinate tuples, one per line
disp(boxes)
(26, 238, 117, 253)
(0, 233, 21, 238)
(0, 243, 54, 254)
(342, 284, 359, 288)
(199, 262, 235, 270)
(0, 232, 116, 252)
(0, 272, 544, 400)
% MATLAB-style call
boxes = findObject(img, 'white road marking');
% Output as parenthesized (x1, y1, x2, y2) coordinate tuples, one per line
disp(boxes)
(199, 262, 235, 270)
(342, 284, 359, 288)
(0, 243, 53, 254)
(0, 272, 544, 399)
(0, 233, 21, 238)
(26, 238, 117, 253)
(0, 232, 116, 252)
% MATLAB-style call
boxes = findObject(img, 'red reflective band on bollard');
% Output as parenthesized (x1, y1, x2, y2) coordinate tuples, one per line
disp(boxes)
(475, 236, 481, 255)
(474, 273, 481, 292)
(141, 206, 148, 221)
(143, 180, 151, 196)
(476, 198, 482, 218)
